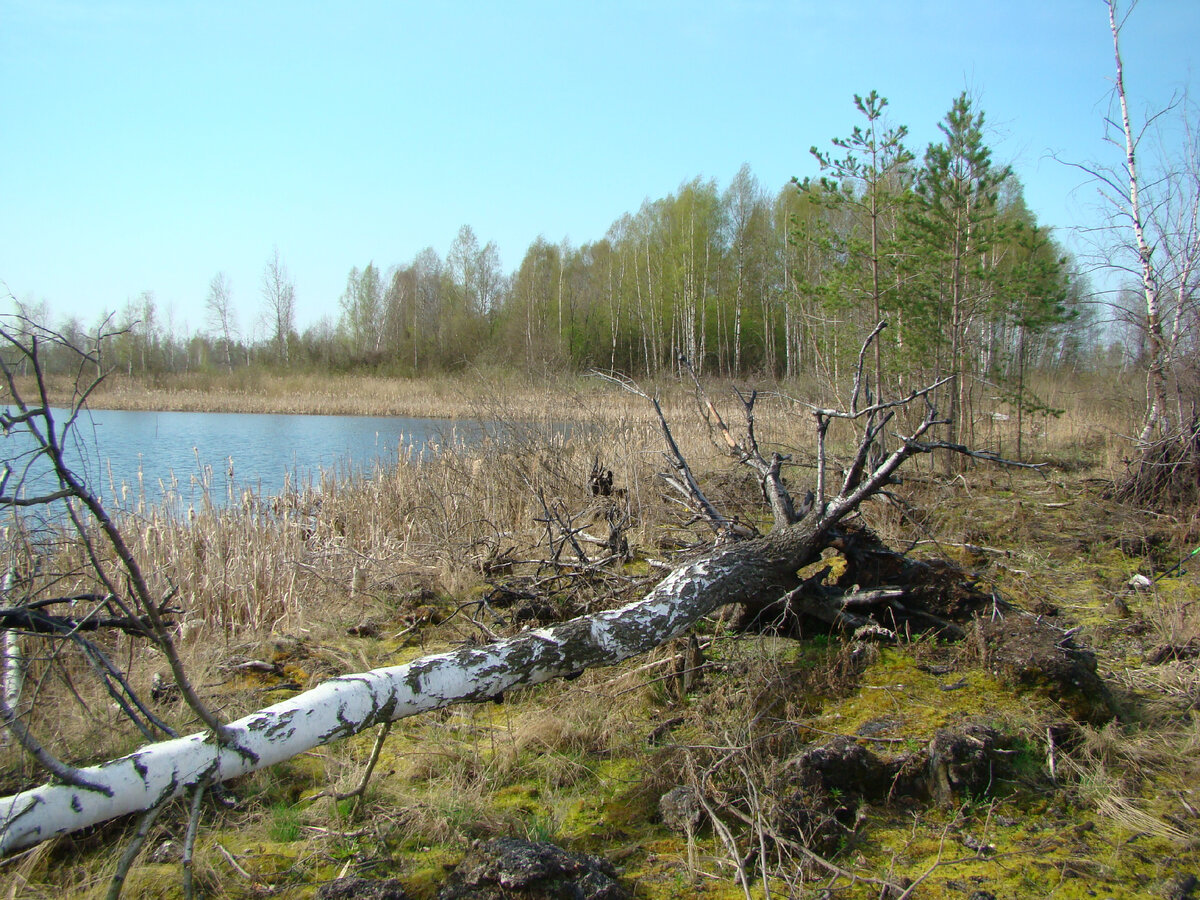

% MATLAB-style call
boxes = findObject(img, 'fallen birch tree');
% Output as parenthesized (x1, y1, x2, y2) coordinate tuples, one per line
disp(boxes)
(0, 526, 810, 855)
(0, 320, 1023, 860)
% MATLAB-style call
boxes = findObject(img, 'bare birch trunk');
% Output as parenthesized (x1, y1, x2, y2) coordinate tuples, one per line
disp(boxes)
(1, 571, 21, 745)
(1108, 0, 1171, 442)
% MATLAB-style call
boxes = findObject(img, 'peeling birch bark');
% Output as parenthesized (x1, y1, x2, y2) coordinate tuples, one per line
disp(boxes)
(0, 520, 821, 856)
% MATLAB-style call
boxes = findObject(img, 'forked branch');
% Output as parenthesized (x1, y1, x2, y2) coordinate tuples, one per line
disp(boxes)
(680, 355, 798, 530)
(590, 370, 740, 537)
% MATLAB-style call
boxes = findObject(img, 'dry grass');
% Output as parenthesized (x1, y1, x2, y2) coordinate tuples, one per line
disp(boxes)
(21, 369, 668, 422)
(6, 369, 1200, 897)
(0, 370, 1155, 768)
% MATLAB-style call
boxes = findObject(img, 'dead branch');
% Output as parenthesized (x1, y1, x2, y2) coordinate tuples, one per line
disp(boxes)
(681, 355, 797, 529)
(590, 370, 740, 537)
(1, 319, 235, 774)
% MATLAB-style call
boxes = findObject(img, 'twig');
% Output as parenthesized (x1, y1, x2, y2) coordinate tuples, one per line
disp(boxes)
(182, 782, 206, 900)
(0, 691, 113, 795)
(691, 784, 754, 900)
(850, 321, 888, 415)
(105, 794, 170, 900)
(330, 721, 392, 814)
(738, 762, 774, 900)
(681, 355, 798, 528)
(214, 841, 255, 880)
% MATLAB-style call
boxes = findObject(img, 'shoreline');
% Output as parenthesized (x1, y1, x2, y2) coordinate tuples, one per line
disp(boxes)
(18, 370, 709, 425)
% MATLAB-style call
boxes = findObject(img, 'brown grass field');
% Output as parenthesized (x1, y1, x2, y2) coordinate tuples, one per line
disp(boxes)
(2, 370, 1197, 899)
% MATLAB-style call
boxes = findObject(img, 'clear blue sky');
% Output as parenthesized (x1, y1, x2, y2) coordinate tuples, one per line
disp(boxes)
(2, 1, 1196, 337)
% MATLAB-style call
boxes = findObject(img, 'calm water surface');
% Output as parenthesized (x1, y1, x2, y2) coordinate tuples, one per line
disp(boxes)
(3, 408, 478, 510)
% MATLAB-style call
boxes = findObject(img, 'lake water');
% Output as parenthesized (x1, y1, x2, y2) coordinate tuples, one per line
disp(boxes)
(1, 408, 479, 512)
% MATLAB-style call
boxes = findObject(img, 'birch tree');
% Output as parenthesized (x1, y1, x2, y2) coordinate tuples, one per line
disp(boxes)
(1097, 0, 1199, 443)
(1060, 0, 1200, 503)
(204, 272, 237, 372)
(261, 247, 296, 367)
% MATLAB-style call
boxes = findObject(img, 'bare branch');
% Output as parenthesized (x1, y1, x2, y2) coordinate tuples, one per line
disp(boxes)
(590, 369, 736, 536)
(850, 321, 888, 414)
(0, 692, 113, 796)
(679, 356, 797, 529)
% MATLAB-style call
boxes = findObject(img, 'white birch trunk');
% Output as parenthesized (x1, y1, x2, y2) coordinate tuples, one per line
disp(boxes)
(1, 571, 21, 744)
(0, 529, 816, 856)
(1107, 0, 1170, 442)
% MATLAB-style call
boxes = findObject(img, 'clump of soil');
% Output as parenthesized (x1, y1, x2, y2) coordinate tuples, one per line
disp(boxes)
(785, 735, 892, 799)
(739, 524, 992, 640)
(317, 877, 413, 900)
(925, 723, 1004, 801)
(768, 725, 1015, 855)
(657, 785, 703, 833)
(976, 615, 1116, 724)
(774, 784, 854, 857)
(438, 837, 629, 900)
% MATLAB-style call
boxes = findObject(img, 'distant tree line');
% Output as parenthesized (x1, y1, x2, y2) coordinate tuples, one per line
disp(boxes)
(11, 93, 1104, 439)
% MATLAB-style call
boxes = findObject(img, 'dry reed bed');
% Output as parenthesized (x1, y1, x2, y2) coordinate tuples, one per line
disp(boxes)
(21, 367, 1134, 462)
(0, 395, 688, 783)
(25, 371, 672, 423)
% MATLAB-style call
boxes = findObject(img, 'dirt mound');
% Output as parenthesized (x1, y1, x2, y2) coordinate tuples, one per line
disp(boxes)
(977, 615, 1116, 723)
(318, 877, 413, 900)
(926, 723, 1005, 801)
(439, 838, 629, 900)
(785, 735, 892, 799)
(769, 725, 1015, 854)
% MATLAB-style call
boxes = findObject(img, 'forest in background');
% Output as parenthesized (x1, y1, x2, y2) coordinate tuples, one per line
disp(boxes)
(9, 92, 1136, 449)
